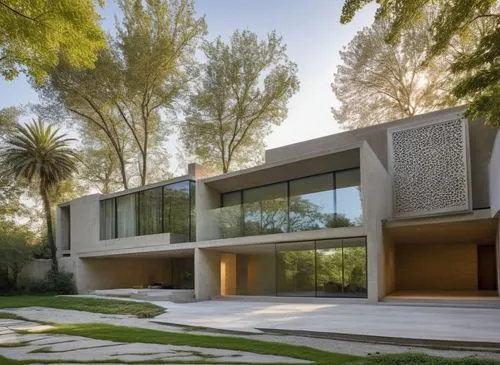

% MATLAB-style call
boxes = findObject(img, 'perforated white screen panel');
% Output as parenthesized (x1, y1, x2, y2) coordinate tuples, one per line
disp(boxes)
(389, 118, 470, 218)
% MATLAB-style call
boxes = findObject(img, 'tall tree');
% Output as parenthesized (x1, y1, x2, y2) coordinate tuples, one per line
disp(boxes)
(0, 0, 105, 83)
(2, 120, 78, 271)
(42, 0, 206, 188)
(180, 30, 300, 173)
(340, 0, 500, 127)
(332, 18, 459, 129)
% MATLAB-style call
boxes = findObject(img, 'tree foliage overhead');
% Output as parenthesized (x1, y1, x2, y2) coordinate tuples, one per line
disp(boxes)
(339, 0, 500, 127)
(180, 30, 300, 173)
(43, 0, 206, 188)
(332, 17, 458, 129)
(0, 0, 106, 84)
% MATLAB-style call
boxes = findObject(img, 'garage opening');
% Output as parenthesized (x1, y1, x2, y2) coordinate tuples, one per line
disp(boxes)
(384, 218, 499, 300)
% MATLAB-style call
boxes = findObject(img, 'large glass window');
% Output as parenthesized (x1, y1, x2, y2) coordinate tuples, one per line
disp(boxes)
(99, 179, 195, 241)
(99, 199, 115, 240)
(243, 183, 287, 235)
(138, 187, 163, 235)
(234, 237, 367, 298)
(335, 169, 362, 227)
(164, 181, 190, 237)
(276, 241, 316, 297)
(116, 194, 136, 238)
(221, 168, 362, 237)
(289, 173, 334, 232)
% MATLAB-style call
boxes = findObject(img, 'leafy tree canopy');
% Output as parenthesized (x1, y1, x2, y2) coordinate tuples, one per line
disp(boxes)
(339, 0, 500, 127)
(332, 17, 459, 129)
(180, 30, 300, 173)
(0, 0, 106, 84)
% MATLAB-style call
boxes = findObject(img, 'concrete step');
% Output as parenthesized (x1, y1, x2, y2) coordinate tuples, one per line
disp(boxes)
(91, 288, 195, 302)
(380, 297, 500, 309)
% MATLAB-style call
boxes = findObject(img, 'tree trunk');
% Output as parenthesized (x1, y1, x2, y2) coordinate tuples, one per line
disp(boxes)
(40, 181, 58, 272)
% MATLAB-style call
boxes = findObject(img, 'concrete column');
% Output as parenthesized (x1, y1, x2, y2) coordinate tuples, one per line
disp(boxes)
(361, 142, 392, 303)
(194, 248, 221, 300)
(195, 181, 221, 241)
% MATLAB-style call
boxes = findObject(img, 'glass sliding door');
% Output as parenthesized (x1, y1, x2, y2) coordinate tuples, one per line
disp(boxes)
(342, 237, 367, 296)
(316, 239, 343, 296)
(276, 241, 316, 297)
(233, 237, 367, 298)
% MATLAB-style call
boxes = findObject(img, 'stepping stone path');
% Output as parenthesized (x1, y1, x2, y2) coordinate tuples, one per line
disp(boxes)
(0, 318, 309, 364)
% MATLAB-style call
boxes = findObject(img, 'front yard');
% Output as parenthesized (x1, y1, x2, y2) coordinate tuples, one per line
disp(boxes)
(0, 295, 499, 365)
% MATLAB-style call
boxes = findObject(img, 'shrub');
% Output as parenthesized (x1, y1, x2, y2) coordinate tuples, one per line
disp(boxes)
(22, 270, 76, 295)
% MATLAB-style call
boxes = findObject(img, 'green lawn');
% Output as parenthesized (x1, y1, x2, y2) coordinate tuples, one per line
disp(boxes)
(0, 295, 164, 318)
(39, 322, 500, 365)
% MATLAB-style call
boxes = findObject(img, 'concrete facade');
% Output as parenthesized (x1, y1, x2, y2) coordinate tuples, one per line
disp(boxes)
(56, 107, 500, 302)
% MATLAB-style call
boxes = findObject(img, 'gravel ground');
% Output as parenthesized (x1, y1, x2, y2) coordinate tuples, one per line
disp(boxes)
(1, 306, 499, 362)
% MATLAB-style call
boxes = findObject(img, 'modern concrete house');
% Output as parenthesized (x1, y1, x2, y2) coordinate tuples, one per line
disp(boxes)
(56, 106, 500, 303)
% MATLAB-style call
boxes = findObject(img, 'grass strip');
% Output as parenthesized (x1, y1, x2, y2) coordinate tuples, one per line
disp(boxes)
(42, 322, 359, 364)
(0, 295, 164, 318)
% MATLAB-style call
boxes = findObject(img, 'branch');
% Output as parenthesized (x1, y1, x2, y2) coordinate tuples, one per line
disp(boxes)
(0, 1, 40, 23)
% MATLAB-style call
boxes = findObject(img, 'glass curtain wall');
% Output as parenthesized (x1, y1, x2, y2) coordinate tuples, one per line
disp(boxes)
(235, 237, 367, 298)
(289, 174, 334, 232)
(99, 179, 195, 241)
(220, 168, 361, 238)
(99, 199, 115, 240)
(116, 194, 136, 238)
(164, 181, 190, 236)
(243, 183, 288, 235)
(138, 187, 163, 235)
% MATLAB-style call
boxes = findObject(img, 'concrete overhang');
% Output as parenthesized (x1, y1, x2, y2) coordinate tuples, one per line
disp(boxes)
(77, 226, 366, 258)
(201, 145, 361, 193)
(384, 209, 498, 245)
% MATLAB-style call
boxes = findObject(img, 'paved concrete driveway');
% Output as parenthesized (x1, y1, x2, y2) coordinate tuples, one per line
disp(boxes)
(153, 300, 500, 345)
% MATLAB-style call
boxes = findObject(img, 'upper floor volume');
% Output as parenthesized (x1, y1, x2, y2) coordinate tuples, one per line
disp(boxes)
(66, 106, 499, 248)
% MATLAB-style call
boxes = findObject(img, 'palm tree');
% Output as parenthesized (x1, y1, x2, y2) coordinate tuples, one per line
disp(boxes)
(2, 120, 78, 271)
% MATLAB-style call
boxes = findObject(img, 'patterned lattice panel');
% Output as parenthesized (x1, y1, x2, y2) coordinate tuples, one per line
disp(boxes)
(389, 118, 470, 218)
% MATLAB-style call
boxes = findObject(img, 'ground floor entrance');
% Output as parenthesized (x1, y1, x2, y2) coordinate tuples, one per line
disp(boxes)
(219, 237, 367, 298)
(383, 217, 499, 300)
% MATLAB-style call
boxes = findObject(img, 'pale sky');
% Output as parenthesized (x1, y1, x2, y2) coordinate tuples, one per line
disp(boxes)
(0, 0, 377, 171)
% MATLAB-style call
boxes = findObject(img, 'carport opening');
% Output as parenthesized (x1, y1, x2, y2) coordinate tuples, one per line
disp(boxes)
(383, 218, 498, 299)
(82, 254, 194, 292)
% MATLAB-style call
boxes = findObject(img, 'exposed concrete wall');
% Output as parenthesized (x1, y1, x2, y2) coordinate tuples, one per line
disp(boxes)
(75, 258, 171, 293)
(383, 233, 396, 296)
(489, 131, 500, 217)
(194, 248, 220, 300)
(220, 253, 236, 295)
(18, 259, 51, 285)
(395, 242, 478, 291)
(196, 181, 221, 241)
(360, 142, 392, 303)
(470, 123, 497, 210)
